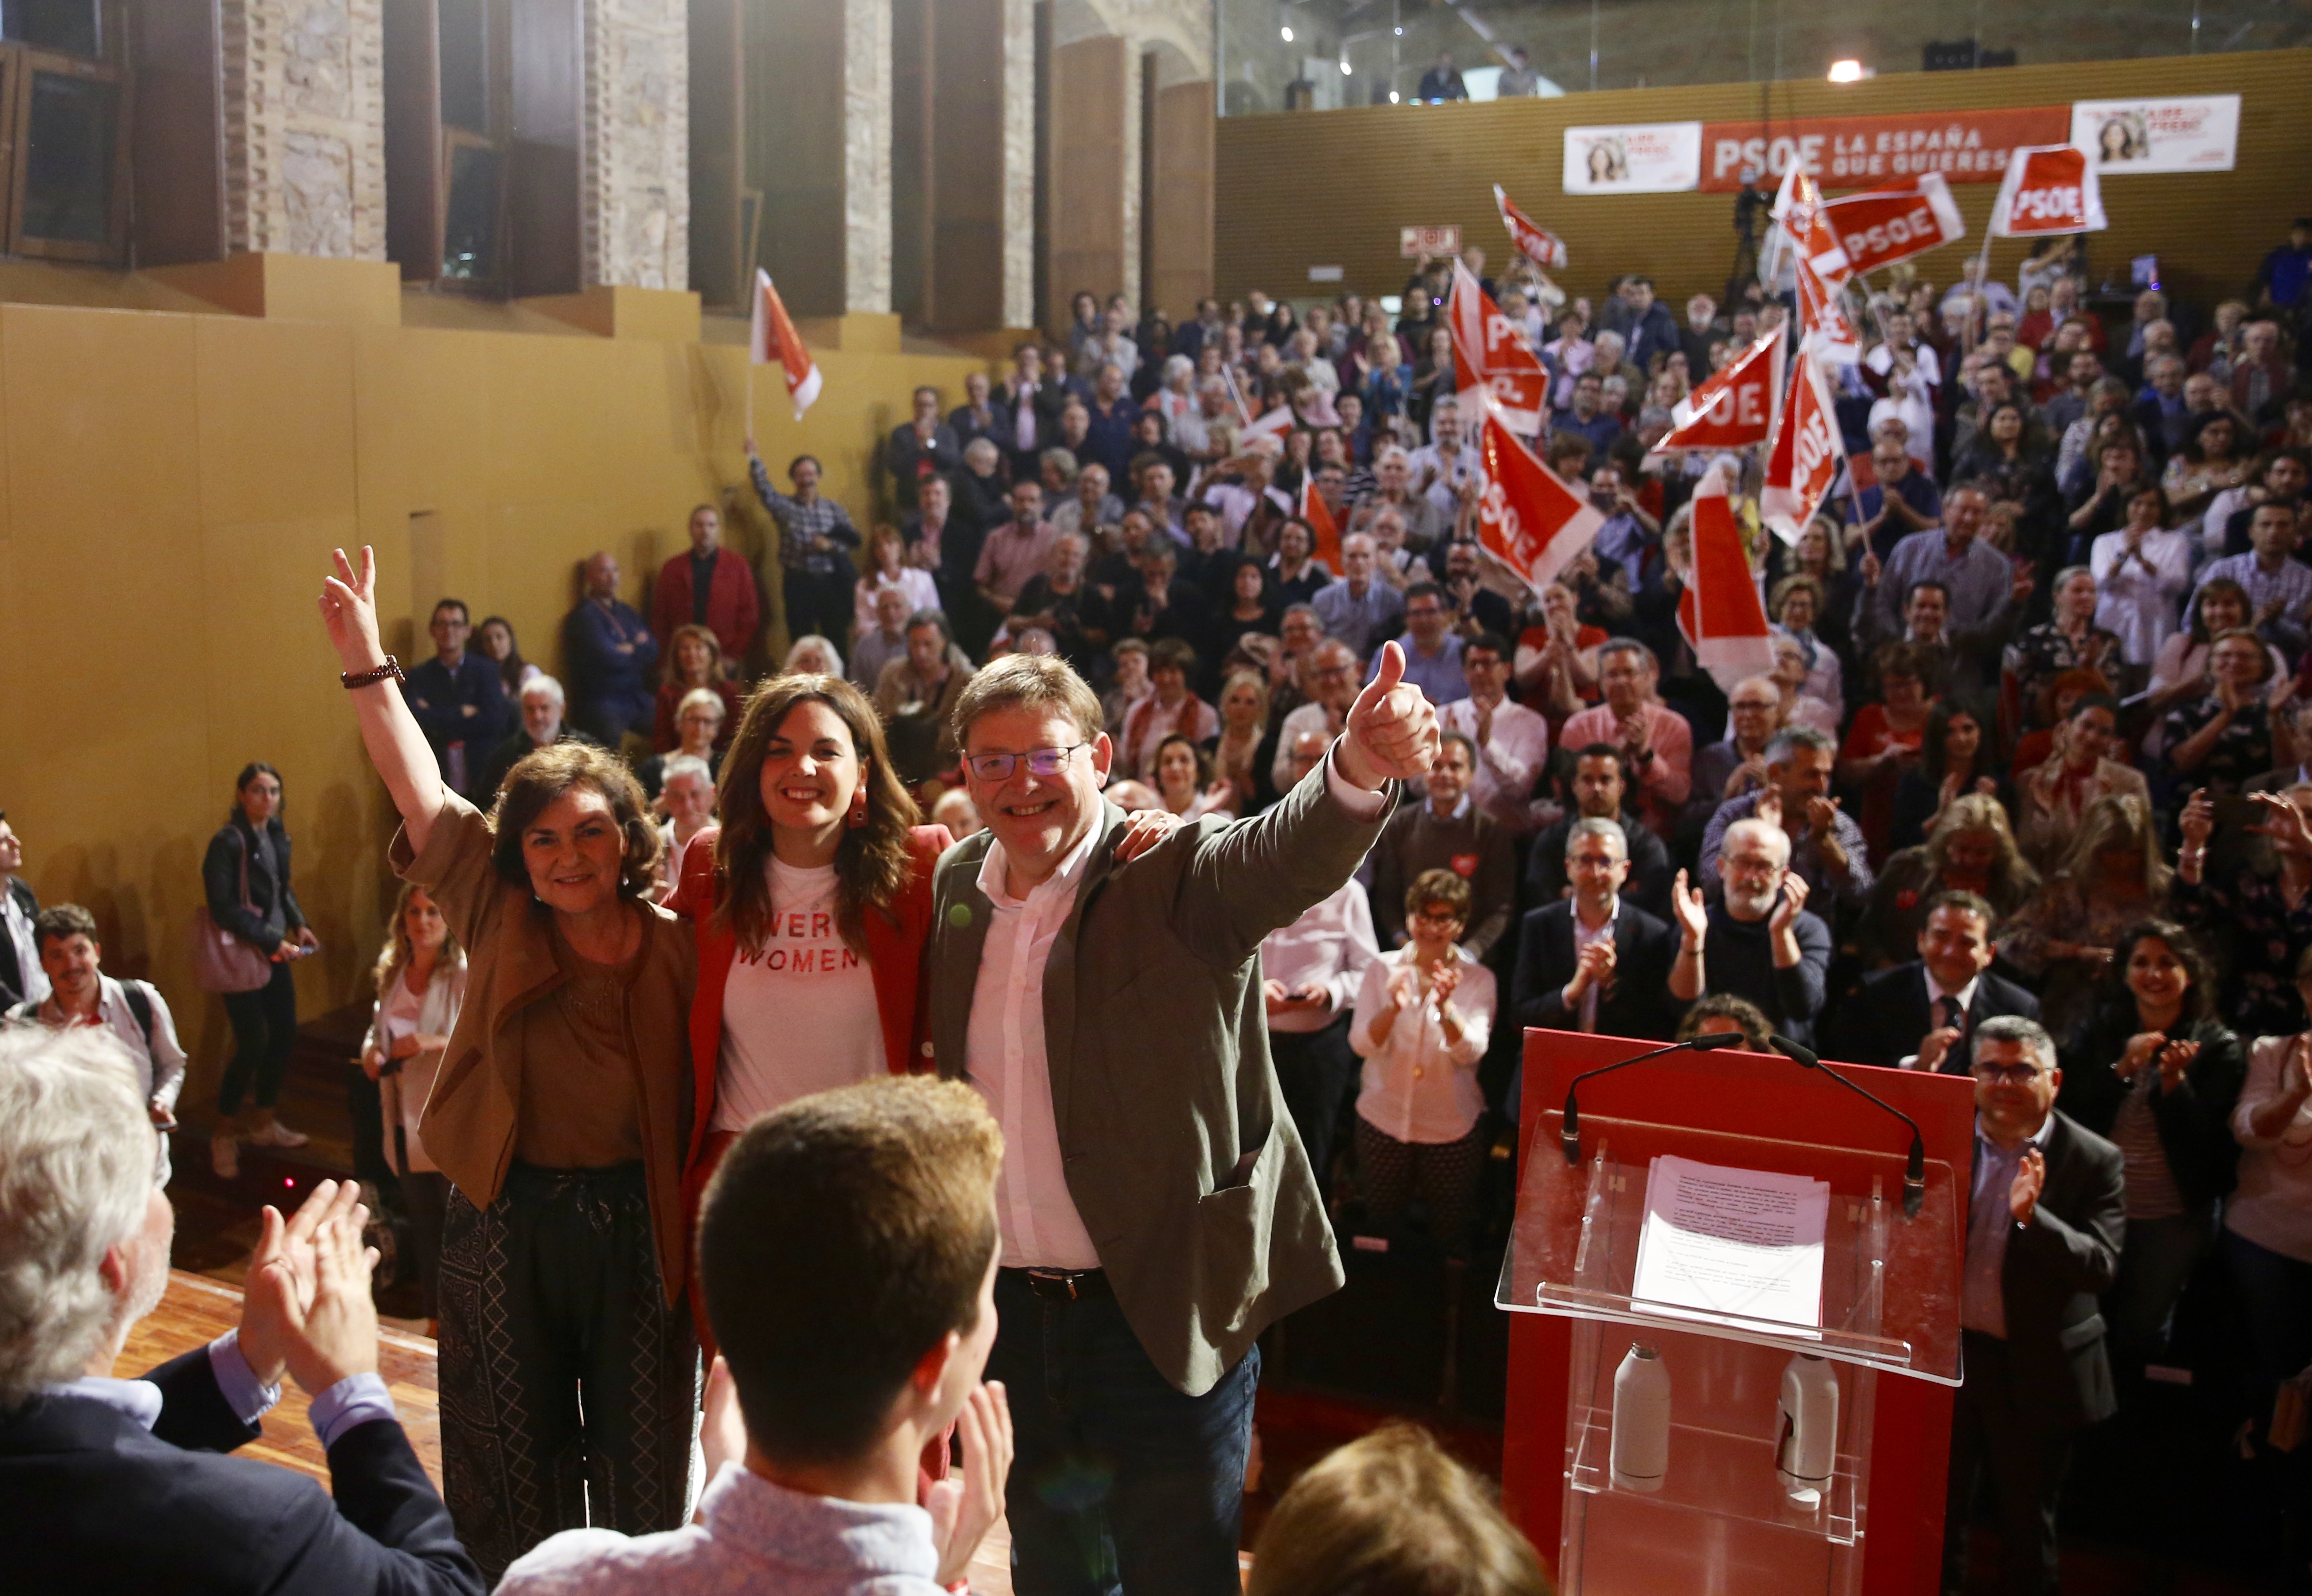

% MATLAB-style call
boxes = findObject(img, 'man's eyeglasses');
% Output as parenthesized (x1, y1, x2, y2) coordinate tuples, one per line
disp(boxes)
(1970, 1061, 2051, 1085)
(966, 744, 1087, 783)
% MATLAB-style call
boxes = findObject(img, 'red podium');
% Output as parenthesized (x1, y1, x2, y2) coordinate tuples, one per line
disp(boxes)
(1500, 1030, 1977, 1596)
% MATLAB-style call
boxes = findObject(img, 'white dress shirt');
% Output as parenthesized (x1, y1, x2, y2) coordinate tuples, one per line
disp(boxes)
(2089, 526, 2194, 667)
(1, 884, 47, 1007)
(1437, 697, 1551, 834)
(969, 750, 1387, 1269)
(1349, 946, 1495, 1144)
(1900, 971, 1980, 1069)
(1260, 879, 1380, 1034)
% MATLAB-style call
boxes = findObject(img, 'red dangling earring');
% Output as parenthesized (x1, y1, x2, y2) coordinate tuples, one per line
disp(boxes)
(848, 785, 869, 829)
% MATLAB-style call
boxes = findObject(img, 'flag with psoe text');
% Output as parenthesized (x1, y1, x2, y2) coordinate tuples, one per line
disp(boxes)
(751, 269, 823, 419)
(1648, 324, 1784, 455)
(1474, 396, 1605, 598)
(1819, 173, 1965, 275)
(1449, 260, 1551, 435)
(1760, 352, 1848, 544)
(1493, 184, 1568, 269)
(1989, 144, 2107, 237)
(1677, 465, 1777, 692)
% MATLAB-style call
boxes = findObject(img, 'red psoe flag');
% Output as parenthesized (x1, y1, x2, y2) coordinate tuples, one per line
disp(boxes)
(1648, 324, 1784, 455)
(1475, 399, 1605, 598)
(751, 268, 823, 419)
(1820, 173, 1965, 275)
(1794, 249, 1861, 366)
(1677, 465, 1778, 692)
(1760, 353, 1849, 544)
(1990, 144, 2107, 237)
(1298, 474, 1344, 574)
(1493, 183, 1568, 269)
(1449, 260, 1551, 434)
(1764, 160, 1853, 289)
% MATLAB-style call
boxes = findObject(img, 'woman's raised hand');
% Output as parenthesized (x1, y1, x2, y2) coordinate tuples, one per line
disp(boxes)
(319, 547, 387, 672)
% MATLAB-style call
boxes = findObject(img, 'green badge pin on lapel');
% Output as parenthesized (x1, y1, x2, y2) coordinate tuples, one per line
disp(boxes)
(948, 903, 973, 928)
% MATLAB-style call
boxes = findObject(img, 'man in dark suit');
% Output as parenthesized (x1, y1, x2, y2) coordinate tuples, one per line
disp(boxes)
(925, 645, 1435, 1596)
(995, 341, 1069, 481)
(885, 385, 963, 514)
(1527, 744, 1676, 921)
(0, 1025, 480, 1595)
(1944, 1016, 2124, 1596)
(0, 810, 43, 1009)
(403, 598, 515, 802)
(1837, 891, 2040, 1071)
(1511, 816, 1680, 1041)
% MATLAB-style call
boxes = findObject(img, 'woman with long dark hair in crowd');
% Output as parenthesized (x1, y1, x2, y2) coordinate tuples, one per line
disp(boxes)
(2060, 921, 2244, 1368)
(2015, 694, 2148, 872)
(358, 881, 466, 1331)
(478, 614, 538, 698)
(320, 548, 698, 1580)
(2007, 793, 2174, 1040)
(202, 761, 319, 1179)
(1153, 732, 1235, 821)
(1889, 698, 2006, 852)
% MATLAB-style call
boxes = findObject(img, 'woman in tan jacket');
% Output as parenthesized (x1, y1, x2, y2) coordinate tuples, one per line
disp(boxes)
(321, 548, 697, 1583)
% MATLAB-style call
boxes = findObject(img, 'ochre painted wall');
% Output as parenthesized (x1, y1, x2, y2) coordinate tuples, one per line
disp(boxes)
(1215, 49, 2312, 313)
(0, 288, 988, 1117)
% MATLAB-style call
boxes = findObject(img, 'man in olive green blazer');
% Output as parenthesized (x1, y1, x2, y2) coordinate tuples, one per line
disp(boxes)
(925, 645, 1438, 1596)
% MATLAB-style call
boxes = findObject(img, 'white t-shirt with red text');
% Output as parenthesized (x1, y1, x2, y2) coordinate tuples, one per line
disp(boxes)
(712, 859, 886, 1133)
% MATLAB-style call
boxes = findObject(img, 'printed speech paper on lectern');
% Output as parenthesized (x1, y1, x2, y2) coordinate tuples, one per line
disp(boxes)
(1631, 1154, 1829, 1330)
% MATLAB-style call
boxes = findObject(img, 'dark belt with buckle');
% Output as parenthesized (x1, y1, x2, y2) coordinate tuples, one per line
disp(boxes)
(1004, 1266, 1111, 1301)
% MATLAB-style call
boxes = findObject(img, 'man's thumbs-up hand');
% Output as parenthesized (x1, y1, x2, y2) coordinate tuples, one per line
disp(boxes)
(1337, 640, 1441, 791)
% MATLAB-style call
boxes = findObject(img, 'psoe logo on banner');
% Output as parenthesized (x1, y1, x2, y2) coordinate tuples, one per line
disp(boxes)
(1400, 225, 1462, 259)
(1561, 123, 1702, 194)
(2071, 95, 2240, 174)
(1990, 145, 2108, 238)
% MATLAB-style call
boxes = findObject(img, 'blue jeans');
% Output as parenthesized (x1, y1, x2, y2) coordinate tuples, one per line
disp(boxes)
(988, 1270, 1258, 1596)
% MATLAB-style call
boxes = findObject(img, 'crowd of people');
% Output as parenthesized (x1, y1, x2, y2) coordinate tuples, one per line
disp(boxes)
(7, 213, 2312, 1596)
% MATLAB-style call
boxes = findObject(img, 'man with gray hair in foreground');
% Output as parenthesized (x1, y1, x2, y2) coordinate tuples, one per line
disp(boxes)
(0, 1024, 480, 1594)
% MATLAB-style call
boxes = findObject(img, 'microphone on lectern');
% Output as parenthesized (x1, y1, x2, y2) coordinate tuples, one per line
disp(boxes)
(1559, 1032, 1747, 1167)
(1768, 1035, 1929, 1220)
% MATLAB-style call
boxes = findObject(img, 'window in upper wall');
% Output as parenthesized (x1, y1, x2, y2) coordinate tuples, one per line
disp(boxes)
(385, 0, 578, 297)
(3, 0, 101, 57)
(0, 0, 126, 262)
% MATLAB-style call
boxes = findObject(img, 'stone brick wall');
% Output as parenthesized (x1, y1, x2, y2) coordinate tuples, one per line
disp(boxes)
(223, 0, 386, 260)
(843, 0, 894, 314)
(582, 0, 689, 290)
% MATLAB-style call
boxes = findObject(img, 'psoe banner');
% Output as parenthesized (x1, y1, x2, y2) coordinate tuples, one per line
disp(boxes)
(2071, 95, 2240, 174)
(1562, 123, 1702, 194)
(1701, 106, 2068, 192)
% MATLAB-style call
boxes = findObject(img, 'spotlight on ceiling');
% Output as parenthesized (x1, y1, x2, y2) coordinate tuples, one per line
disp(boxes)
(1827, 59, 1870, 82)
(1280, 24, 1293, 41)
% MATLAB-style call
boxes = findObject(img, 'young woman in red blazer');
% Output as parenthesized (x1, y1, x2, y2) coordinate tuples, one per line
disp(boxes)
(668, 674, 951, 1359)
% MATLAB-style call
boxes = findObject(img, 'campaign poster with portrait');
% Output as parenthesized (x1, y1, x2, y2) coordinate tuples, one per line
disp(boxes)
(1562, 123, 1702, 194)
(2070, 95, 2240, 174)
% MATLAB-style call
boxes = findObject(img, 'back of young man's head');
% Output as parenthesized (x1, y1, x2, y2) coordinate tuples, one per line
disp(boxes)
(700, 1077, 1004, 1467)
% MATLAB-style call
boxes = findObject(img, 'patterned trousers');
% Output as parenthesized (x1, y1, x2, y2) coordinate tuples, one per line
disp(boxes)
(437, 1162, 699, 1582)
(1355, 1117, 1486, 1244)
